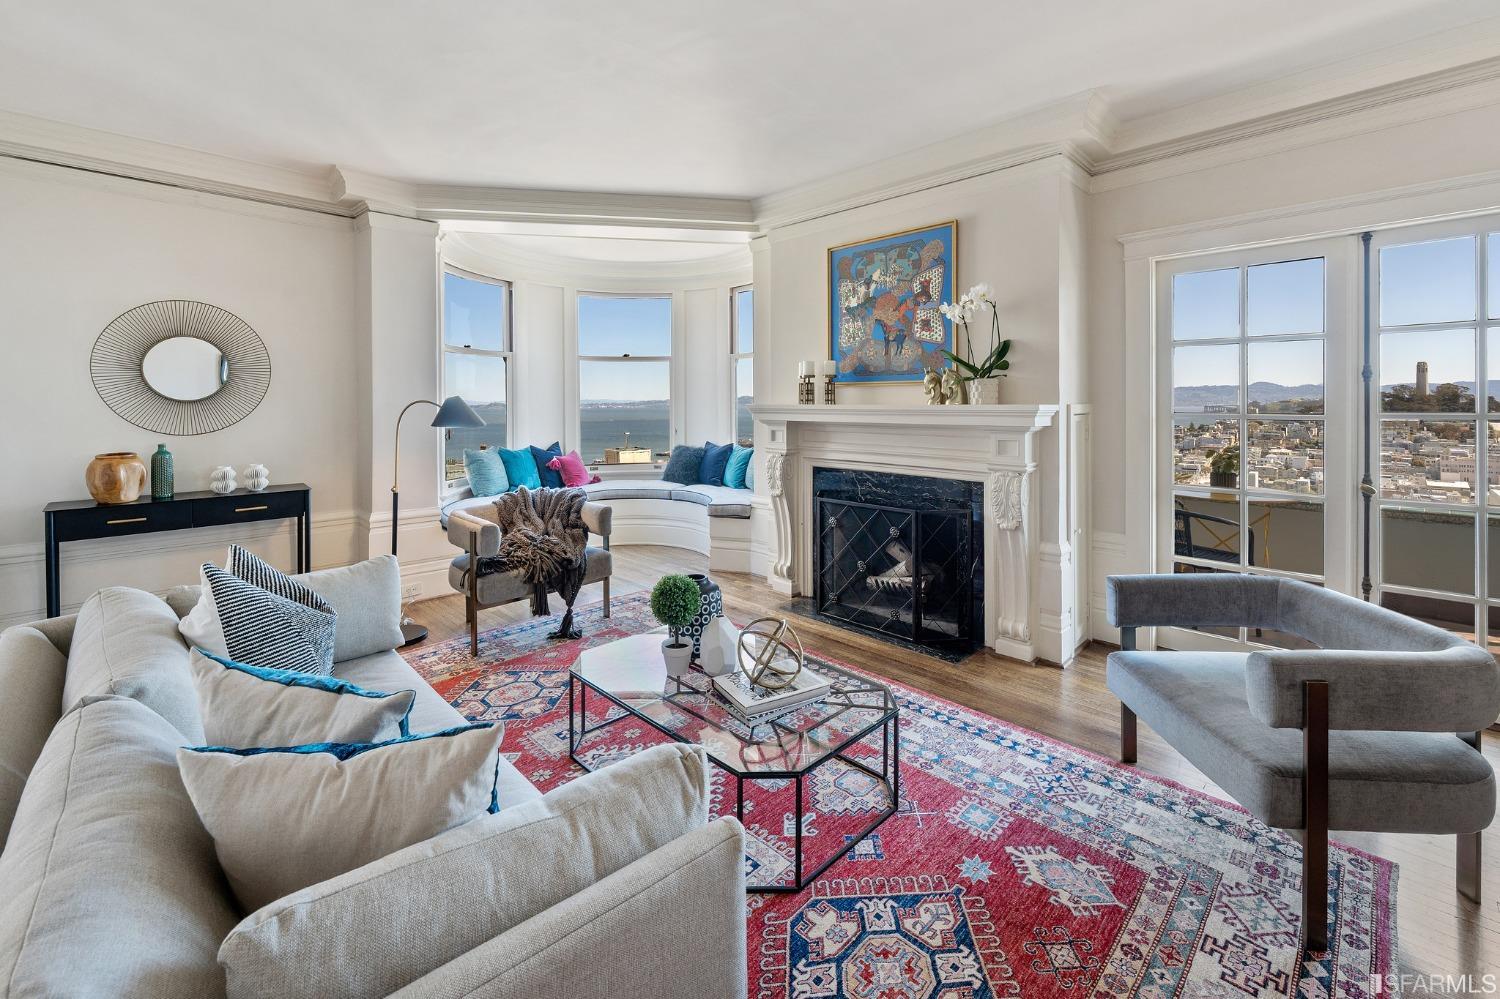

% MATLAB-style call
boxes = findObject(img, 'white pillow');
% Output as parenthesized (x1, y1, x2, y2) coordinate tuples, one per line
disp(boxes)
(188, 648, 415, 748)
(180, 546, 336, 675)
(177, 722, 504, 913)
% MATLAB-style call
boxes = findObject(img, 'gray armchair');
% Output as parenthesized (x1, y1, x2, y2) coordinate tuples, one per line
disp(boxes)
(1106, 573, 1499, 952)
(446, 503, 614, 656)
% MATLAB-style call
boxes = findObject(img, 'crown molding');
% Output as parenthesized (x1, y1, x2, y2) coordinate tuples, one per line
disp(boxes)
(353, 210, 439, 236)
(0, 109, 349, 216)
(1112, 21, 1500, 152)
(752, 91, 1112, 231)
(331, 166, 420, 215)
(5, 43, 1500, 233)
(1089, 55, 1500, 191)
(441, 231, 751, 285)
(413, 184, 755, 231)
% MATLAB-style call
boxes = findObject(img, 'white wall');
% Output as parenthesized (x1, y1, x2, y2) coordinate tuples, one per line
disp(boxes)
(753, 157, 1088, 661)
(1085, 100, 1500, 637)
(357, 213, 442, 578)
(0, 158, 359, 625)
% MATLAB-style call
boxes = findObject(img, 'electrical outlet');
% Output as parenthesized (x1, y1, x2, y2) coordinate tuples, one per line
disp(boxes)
(401, 582, 421, 602)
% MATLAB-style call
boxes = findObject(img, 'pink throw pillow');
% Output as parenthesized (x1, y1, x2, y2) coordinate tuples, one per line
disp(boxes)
(547, 450, 592, 488)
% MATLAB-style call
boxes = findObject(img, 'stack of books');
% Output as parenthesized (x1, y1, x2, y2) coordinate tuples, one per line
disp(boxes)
(712, 668, 833, 727)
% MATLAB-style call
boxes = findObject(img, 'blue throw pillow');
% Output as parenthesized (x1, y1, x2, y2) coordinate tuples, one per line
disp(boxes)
(661, 445, 705, 485)
(723, 444, 752, 489)
(700, 441, 734, 486)
(530, 442, 564, 488)
(189, 722, 503, 812)
(746, 458, 754, 490)
(463, 448, 509, 497)
(498, 446, 540, 490)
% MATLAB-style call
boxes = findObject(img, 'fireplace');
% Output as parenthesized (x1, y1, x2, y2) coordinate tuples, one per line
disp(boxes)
(812, 468, 982, 654)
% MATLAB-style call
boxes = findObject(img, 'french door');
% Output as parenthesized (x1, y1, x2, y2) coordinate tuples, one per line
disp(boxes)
(1154, 238, 1356, 651)
(1370, 219, 1500, 653)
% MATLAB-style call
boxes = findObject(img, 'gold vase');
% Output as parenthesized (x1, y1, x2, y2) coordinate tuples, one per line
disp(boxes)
(85, 452, 148, 505)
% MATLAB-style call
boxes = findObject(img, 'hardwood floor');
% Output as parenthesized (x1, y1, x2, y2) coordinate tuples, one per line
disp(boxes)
(406, 544, 1499, 980)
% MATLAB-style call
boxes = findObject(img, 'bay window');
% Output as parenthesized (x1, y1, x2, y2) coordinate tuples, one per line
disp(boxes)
(577, 293, 672, 462)
(441, 268, 511, 483)
(731, 285, 753, 445)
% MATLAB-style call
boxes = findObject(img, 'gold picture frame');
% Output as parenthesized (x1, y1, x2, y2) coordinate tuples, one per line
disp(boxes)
(826, 220, 957, 384)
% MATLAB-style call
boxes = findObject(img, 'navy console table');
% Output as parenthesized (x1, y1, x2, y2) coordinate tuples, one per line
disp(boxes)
(43, 482, 311, 618)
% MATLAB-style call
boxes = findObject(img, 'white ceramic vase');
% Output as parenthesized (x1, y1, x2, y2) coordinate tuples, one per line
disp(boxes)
(966, 377, 1002, 405)
(698, 616, 739, 677)
(661, 638, 693, 678)
(209, 466, 237, 495)
(243, 463, 270, 492)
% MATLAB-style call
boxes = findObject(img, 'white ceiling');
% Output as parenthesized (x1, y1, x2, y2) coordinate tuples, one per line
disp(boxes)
(2, 1, 1498, 200)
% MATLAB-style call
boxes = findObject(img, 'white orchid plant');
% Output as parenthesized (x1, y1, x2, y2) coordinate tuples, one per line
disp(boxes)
(938, 283, 1011, 382)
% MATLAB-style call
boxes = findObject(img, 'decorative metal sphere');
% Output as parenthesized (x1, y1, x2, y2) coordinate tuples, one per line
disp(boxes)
(735, 617, 805, 690)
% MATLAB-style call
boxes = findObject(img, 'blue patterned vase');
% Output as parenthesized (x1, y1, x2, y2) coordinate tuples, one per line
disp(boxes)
(150, 443, 174, 501)
(684, 573, 722, 660)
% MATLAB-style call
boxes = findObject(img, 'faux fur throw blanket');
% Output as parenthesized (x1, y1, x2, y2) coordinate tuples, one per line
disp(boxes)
(478, 486, 589, 639)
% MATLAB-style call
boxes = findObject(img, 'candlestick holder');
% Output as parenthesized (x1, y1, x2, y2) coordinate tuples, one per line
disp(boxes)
(798, 374, 815, 405)
(822, 374, 836, 405)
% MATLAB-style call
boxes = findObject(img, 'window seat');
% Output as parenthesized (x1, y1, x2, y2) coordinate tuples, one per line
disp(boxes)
(440, 479, 757, 571)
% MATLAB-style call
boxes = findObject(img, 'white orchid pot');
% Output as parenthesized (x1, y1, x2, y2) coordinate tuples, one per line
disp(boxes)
(661, 638, 693, 678)
(966, 378, 1002, 405)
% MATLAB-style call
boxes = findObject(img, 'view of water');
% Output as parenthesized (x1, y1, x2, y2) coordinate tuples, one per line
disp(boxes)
(443, 398, 754, 481)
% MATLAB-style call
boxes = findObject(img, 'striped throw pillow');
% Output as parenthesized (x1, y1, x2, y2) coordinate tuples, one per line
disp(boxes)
(179, 546, 337, 676)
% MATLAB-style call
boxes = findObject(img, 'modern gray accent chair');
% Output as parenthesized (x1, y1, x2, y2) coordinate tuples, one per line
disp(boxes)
(446, 503, 614, 656)
(1105, 573, 1500, 953)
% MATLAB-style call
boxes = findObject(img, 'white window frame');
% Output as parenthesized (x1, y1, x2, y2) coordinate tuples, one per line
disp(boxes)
(440, 264, 513, 495)
(1369, 215, 1500, 649)
(1153, 237, 1358, 653)
(730, 284, 753, 444)
(576, 291, 675, 462)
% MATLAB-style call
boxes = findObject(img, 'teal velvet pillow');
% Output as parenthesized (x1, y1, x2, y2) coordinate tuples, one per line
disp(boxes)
(723, 444, 753, 489)
(498, 447, 541, 490)
(463, 448, 509, 497)
(699, 441, 734, 486)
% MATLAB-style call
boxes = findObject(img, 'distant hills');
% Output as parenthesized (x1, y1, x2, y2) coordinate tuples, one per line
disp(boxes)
(1175, 380, 1500, 408)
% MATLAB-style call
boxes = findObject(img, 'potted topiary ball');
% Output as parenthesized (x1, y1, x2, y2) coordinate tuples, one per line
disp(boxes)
(651, 574, 702, 678)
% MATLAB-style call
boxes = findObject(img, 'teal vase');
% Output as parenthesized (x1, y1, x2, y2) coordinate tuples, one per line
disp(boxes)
(150, 444, 174, 500)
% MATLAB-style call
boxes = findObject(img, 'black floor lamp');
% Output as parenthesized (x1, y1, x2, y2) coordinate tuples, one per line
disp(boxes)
(393, 395, 484, 646)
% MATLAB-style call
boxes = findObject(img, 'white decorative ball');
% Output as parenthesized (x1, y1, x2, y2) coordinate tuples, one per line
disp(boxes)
(243, 463, 270, 492)
(210, 466, 237, 495)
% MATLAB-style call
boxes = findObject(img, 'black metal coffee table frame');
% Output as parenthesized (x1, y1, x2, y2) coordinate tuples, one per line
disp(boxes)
(568, 663, 900, 893)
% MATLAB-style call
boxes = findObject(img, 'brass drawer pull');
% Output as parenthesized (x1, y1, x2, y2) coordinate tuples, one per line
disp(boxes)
(105, 516, 148, 525)
(234, 505, 269, 513)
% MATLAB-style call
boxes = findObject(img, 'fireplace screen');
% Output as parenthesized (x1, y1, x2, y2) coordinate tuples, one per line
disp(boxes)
(815, 494, 978, 652)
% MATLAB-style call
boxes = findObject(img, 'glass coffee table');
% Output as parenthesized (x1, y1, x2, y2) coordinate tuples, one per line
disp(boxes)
(569, 632, 900, 892)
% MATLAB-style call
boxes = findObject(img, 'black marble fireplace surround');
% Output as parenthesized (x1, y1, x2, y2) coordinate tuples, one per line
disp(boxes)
(812, 467, 982, 656)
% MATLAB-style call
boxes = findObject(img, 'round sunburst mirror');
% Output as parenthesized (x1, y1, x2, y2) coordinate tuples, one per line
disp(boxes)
(91, 300, 270, 435)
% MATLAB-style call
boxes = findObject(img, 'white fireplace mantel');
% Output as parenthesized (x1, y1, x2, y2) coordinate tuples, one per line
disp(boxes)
(750, 403, 1059, 662)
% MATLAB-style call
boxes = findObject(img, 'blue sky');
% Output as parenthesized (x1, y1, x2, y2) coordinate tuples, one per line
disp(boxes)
(1173, 235, 1498, 389)
(444, 276, 680, 402)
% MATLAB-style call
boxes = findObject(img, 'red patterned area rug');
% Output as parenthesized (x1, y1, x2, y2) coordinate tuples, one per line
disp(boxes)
(406, 593, 1397, 998)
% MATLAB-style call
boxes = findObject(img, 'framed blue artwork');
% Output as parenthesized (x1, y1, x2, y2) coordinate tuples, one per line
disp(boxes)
(828, 220, 956, 383)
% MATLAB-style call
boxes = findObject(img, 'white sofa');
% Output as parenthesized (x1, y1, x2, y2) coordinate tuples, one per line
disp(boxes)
(0, 557, 747, 999)
(442, 475, 758, 572)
